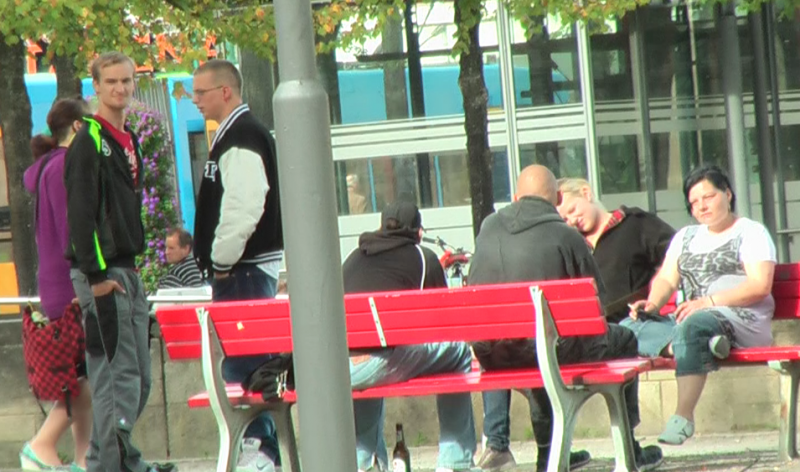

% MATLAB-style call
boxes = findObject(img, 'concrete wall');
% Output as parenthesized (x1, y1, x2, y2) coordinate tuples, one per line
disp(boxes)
(1, 319, 799, 467)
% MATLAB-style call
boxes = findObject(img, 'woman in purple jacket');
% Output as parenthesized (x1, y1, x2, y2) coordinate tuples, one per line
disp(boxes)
(20, 98, 92, 472)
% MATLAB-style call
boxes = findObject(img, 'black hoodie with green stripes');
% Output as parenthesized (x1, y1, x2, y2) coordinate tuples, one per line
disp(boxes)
(64, 117, 145, 284)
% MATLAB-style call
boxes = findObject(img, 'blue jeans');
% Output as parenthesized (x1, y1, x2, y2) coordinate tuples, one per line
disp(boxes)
(212, 264, 280, 462)
(350, 342, 476, 471)
(482, 390, 552, 452)
(621, 311, 729, 376)
(478, 325, 640, 452)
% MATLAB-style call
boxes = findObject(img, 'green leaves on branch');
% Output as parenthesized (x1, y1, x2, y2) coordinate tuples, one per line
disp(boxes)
(454, 0, 485, 56)
(1, 0, 197, 75)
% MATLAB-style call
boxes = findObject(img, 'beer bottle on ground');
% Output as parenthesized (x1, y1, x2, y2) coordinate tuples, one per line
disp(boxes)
(392, 423, 411, 472)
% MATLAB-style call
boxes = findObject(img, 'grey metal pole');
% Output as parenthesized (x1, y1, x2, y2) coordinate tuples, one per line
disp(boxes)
(496, 1, 520, 190)
(719, 2, 751, 218)
(749, 10, 778, 241)
(629, 7, 657, 213)
(272, 2, 358, 472)
(764, 2, 790, 262)
(577, 21, 602, 196)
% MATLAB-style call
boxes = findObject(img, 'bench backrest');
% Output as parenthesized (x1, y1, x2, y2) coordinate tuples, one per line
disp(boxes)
(660, 262, 800, 319)
(157, 278, 604, 360)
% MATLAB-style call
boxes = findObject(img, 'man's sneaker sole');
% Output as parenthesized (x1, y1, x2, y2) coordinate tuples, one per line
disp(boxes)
(569, 450, 592, 471)
(638, 456, 664, 472)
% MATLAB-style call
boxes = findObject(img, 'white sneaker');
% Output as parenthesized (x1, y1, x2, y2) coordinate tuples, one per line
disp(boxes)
(709, 335, 731, 359)
(237, 438, 276, 472)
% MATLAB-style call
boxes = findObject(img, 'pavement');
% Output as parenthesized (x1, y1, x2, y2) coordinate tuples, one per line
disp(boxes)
(6, 432, 800, 472)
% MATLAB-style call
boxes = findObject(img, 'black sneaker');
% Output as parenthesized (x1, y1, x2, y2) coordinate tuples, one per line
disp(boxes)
(149, 463, 178, 472)
(536, 449, 592, 472)
(634, 442, 663, 471)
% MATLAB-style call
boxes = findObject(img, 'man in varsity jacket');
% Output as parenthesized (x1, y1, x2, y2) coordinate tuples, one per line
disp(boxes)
(191, 59, 284, 471)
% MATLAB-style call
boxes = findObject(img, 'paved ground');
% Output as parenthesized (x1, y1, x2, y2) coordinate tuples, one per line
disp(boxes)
(6, 432, 800, 471)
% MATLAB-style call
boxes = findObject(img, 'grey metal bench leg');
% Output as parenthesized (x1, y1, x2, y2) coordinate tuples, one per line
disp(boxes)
(273, 403, 301, 472)
(770, 360, 800, 462)
(600, 382, 637, 472)
(545, 389, 592, 472)
(197, 307, 272, 472)
(217, 406, 270, 472)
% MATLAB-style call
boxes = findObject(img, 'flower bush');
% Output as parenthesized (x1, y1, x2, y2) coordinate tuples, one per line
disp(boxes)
(126, 100, 181, 293)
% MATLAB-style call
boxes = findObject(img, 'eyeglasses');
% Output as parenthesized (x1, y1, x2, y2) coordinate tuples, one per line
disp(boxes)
(192, 85, 224, 98)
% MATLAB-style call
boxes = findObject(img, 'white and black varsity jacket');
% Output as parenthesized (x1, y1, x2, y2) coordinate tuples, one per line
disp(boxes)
(193, 104, 283, 275)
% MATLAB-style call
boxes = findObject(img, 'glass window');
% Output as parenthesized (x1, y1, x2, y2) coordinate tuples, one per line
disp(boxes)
(651, 127, 769, 193)
(519, 140, 587, 178)
(510, 16, 581, 107)
(335, 1, 503, 124)
(627, 4, 758, 101)
(336, 147, 511, 215)
(591, 19, 632, 102)
(652, 131, 696, 191)
(779, 124, 800, 181)
(775, 13, 800, 92)
(598, 135, 641, 193)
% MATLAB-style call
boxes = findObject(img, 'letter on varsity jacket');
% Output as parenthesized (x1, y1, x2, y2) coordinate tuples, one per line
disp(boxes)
(64, 130, 107, 282)
(211, 147, 270, 272)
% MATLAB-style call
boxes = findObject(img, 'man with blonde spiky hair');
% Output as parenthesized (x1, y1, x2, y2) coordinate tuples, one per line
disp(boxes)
(65, 51, 176, 472)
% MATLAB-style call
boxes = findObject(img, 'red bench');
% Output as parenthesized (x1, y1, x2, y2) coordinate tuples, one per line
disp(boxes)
(653, 262, 800, 461)
(156, 279, 656, 472)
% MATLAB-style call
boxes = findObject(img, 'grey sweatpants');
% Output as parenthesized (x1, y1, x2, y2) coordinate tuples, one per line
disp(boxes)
(71, 267, 151, 472)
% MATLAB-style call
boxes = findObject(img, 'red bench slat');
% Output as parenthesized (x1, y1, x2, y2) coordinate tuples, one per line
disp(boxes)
(157, 280, 605, 360)
(650, 346, 800, 371)
(159, 298, 603, 345)
(726, 346, 800, 363)
(186, 359, 653, 408)
(157, 279, 599, 325)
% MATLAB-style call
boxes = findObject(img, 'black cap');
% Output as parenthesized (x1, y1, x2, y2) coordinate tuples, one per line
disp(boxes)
(381, 201, 422, 231)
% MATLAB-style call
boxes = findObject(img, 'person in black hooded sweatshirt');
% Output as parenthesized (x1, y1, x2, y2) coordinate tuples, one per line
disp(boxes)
(342, 201, 477, 472)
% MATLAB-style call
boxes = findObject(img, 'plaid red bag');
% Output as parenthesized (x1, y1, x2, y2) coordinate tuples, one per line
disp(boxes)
(21, 303, 86, 402)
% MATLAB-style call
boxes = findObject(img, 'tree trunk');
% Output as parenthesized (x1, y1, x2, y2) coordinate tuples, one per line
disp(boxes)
(404, 0, 433, 207)
(53, 54, 83, 100)
(240, 48, 276, 129)
(455, 0, 494, 237)
(382, 14, 410, 120)
(0, 37, 38, 296)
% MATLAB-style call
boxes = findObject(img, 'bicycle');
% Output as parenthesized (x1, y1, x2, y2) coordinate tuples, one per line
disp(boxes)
(422, 236, 472, 287)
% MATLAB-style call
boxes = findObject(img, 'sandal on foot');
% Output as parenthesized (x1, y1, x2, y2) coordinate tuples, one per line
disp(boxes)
(658, 415, 695, 445)
(19, 443, 69, 471)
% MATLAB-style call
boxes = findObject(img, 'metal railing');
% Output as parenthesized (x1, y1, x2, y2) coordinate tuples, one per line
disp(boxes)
(0, 293, 290, 307)
(0, 295, 213, 306)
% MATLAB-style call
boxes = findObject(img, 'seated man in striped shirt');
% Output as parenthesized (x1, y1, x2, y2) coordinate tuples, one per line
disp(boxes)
(159, 228, 204, 289)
